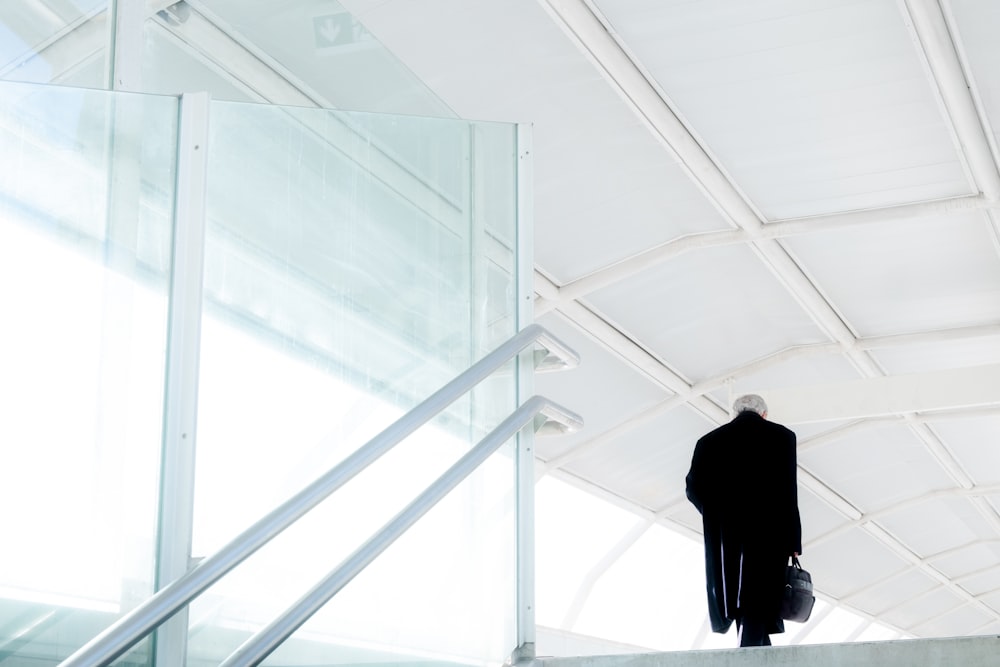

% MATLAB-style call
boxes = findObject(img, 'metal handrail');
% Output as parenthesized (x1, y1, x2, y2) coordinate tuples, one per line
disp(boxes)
(59, 324, 578, 667)
(220, 395, 582, 666)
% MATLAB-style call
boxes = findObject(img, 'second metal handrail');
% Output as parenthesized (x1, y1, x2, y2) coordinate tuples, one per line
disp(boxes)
(58, 323, 578, 667)
(219, 395, 582, 666)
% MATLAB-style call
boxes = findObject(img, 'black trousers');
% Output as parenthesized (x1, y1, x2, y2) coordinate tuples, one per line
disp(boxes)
(736, 617, 771, 647)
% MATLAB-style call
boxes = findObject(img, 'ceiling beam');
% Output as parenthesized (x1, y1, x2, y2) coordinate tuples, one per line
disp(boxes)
(903, 0, 1000, 265)
(538, 194, 997, 312)
(757, 363, 1000, 425)
(153, 1, 331, 106)
(537, 311, 1000, 473)
(901, 0, 1000, 200)
(799, 405, 1000, 452)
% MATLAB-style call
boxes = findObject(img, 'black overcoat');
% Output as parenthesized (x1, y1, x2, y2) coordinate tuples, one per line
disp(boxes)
(685, 411, 802, 634)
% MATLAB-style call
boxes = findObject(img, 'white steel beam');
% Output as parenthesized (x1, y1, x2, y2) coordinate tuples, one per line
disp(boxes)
(538, 194, 997, 312)
(756, 363, 1000, 425)
(155, 91, 210, 667)
(901, 0, 1000, 200)
(109, 0, 144, 90)
(151, 3, 329, 106)
(540, 321, 1000, 473)
(515, 123, 538, 663)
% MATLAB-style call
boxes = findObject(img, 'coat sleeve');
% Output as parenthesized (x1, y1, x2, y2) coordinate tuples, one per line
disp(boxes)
(787, 430, 803, 555)
(686, 437, 708, 514)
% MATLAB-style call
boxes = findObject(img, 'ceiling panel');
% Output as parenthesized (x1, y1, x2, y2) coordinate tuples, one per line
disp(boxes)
(880, 586, 966, 631)
(783, 212, 1000, 337)
(957, 567, 1000, 597)
(930, 416, 1000, 487)
(920, 603, 994, 636)
(586, 243, 830, 382)
(846, 567, 940, 617)
(592, 0, 974, 219)
(877, 496, 999, 559)
(798, 423, 956, 513)
(799, 488, 854, 546)
(930, 540, 1000, 579)
(983, 591, 1000, 617)
(871, 332, 1000, 375)
(803, 527, 909, 599)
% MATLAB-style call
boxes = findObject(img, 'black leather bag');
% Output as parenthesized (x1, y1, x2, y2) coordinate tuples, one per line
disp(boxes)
(780, 556, 815, 622)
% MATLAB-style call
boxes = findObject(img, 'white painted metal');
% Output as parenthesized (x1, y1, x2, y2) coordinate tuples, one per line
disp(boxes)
(109, 0, 143, 90)
(542, 195, 999, 310)
(757, 363, 1000, 424)
(153, 2, 331, 106)
(901, 0, 1000, 199)
(516, 123, 539, 663)
(154, 90, 210, 667)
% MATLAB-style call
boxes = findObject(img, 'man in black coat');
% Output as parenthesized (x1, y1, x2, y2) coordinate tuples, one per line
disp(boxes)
(685, 394, 802, 647)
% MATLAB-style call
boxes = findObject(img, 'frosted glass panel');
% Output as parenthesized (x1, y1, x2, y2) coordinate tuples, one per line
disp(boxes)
(0, 81, 177, 663)
(189, 101, 520, 666)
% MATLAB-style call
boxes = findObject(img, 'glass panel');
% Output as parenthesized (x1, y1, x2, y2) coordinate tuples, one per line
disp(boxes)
(141, 0, 454, 115)
(188, 100, 519, 665)
(0, 80, 177, 663)
(140, 19, 256, 103)
(0, 1, 108, 88)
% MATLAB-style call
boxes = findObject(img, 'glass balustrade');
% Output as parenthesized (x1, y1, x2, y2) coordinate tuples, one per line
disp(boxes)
(0, 79, 523, 667)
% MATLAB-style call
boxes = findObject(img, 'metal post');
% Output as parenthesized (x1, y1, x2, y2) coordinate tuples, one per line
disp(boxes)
(513, 122, 537, 664)
(153, 91, 210, 667)
(108, 0, 144, 91)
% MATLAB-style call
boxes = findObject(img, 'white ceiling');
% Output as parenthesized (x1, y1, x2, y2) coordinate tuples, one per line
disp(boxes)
(5, 0, 1000, 646)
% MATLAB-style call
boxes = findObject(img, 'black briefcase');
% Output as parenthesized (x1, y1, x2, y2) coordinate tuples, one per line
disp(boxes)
(780, 556, 815, 622)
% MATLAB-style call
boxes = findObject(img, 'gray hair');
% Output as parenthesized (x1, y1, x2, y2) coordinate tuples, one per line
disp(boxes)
(733, 393, 767, 416)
